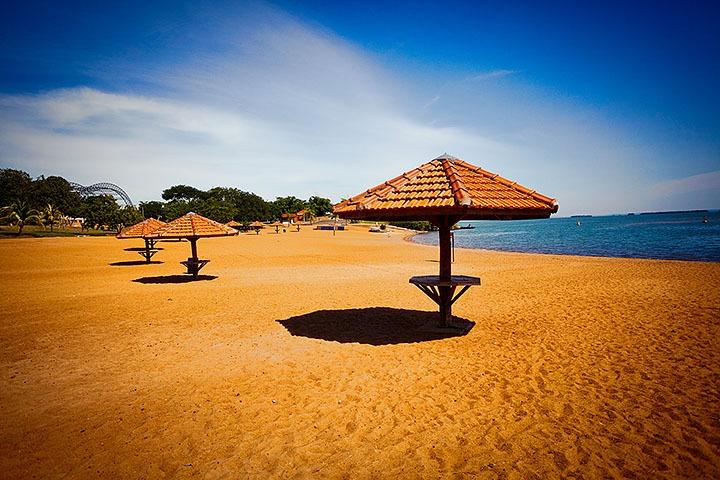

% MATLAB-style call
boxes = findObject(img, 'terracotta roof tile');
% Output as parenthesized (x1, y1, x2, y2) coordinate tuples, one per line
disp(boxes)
(117, 218, 167, 239)
(146, 212, 239, 239)
(334, 155, 558, 220)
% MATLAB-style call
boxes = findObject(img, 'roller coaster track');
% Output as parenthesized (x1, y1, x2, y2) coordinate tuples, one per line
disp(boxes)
(70, 182, 134, 207)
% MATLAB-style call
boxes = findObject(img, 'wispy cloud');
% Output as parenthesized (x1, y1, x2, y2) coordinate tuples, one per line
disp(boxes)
(648, 170, 720, 197)
(467, 69, 517, 81)
(423, 95, 441, 109)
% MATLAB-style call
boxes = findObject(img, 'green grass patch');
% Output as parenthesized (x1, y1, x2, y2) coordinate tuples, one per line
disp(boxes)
(0, 225, 115, 238)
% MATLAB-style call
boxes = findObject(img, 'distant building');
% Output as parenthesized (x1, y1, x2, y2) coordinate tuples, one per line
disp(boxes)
(281, 210, 312, 223)
(294, 209, 308, 222)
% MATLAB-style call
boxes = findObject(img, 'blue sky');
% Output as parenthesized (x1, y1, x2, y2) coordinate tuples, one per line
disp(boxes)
(1, 0, 718, 215)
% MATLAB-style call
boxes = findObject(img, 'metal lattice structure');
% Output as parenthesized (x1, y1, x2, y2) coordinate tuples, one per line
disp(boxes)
(70, 182, 134, 207)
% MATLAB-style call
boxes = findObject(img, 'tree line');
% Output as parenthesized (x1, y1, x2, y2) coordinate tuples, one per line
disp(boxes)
(0, 168, 334, 234)
(142, 184, 332, 223)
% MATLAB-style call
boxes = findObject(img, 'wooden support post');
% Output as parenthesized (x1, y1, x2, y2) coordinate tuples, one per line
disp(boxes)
(190, 238, 199, 277)
(438, 216, 452, 326)
(143, 238, 152, 263)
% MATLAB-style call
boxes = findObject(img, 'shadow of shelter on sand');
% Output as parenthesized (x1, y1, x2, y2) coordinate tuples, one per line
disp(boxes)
(277, 307, 474, 345)
(110, 260, 163, 266)
(132, 275, 218, 284)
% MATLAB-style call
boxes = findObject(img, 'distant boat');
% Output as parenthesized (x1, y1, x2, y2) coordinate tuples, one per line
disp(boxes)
(576, 220, 581, 226)
(455, 224, 475, 230)
(703, 217, 709, 224)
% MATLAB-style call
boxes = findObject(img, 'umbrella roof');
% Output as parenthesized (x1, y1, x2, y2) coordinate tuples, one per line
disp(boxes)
(225, 220, 242, 227)
(334, 154, 558, 221)
(116, 218, 167, 239)
(146, 212, 239, 239)
(250, 221, 265, 227)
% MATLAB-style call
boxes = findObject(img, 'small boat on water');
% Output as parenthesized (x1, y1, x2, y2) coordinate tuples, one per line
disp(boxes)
(455, 224, 475, 230)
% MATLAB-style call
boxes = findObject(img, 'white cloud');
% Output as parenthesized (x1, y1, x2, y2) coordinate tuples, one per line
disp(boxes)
(0, 7, 513, 202)
(0, 84, 501, 202)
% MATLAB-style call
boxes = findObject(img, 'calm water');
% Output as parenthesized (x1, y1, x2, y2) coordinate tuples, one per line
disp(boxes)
(411, 211, 720, 262)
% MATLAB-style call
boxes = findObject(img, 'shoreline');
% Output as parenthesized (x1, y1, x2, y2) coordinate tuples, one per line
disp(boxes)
(405, 229, 720, 264)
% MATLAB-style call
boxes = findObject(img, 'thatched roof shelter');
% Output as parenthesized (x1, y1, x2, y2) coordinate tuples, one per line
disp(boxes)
(249, 221, 264, 234)
(116, 218, 167, 239)
(334, 154, 558, 327)
(145, 212, 238, 276)
(116, 218, 167, 262)
(147, 213, 239, 239)
(334, 154, 557, 221)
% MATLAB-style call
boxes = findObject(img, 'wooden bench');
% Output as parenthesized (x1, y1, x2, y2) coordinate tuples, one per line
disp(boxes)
(180, 258, 210, 276)
(409, 275, 481, 327)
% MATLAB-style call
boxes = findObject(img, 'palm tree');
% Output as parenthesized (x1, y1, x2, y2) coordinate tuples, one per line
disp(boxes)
(3, 200, 40, 235)
(41, 204, 62, 232)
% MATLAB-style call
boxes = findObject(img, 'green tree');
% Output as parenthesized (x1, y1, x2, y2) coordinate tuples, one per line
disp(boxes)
(161, 199, 190, 221)
(307, 196, 333, 216)
(41, 204, 62, 232)
(139, 201, 164, 219)
(270, 196, 307, 219)
(116, 206, 143, 232)
(78, 195, 120, 231)
(29, 176, 81, 213)
(161, 185, 205, 201)
(2, 200, 40, 235)
(189, 196, 236, 223)
(207, 187, 271, 221)
(0, 169, 32, 206)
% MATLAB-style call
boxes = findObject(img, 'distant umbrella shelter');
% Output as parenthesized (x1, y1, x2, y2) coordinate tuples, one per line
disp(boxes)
(116, 218, 167, 262)
(270, 221, 284, 234)
(226, 220, 243, 230)
(250, 221, 264, 234)
(334, 154, 558, 328)
(145, 212, 239, 277)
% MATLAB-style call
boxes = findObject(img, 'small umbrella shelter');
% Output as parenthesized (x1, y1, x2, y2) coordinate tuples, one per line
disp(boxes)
(116, 218, 168, 262)
(270, 221, 283, 234)
(334, 154, 558, 327)
(226, 220, 243, 230)
(250, 221, 264, 234)
(145, 212, 239, 277)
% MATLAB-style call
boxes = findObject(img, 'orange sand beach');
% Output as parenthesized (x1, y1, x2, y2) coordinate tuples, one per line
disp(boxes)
(1, 225, 719, 478)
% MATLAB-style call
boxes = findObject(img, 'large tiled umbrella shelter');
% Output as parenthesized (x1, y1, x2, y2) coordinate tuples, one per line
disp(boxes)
(116, 218, 167, 262)
(145, 212, 238, 277)
(334, 154, 558, 327)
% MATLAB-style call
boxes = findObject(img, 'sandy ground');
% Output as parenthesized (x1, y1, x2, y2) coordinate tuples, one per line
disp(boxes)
(0, 225, 718, 479)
